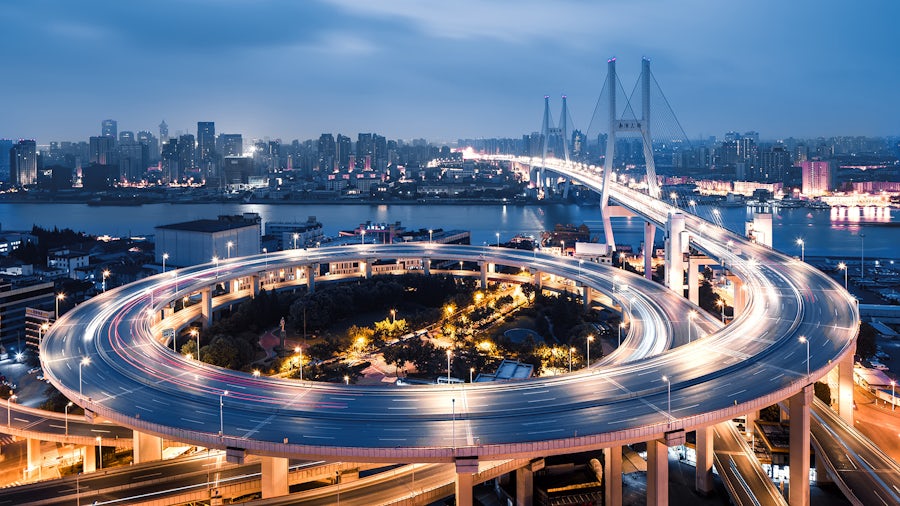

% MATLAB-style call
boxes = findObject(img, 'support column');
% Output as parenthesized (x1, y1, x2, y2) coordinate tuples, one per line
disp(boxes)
(726, 274, 747, 317)
(516, 465, 534, 506)
(665, 213, 686, 294)
(532, 269, 543, 291)
(479, 262, 488, 289)
(200, 288, 212, 327)
(133, 430, 162, 463)
(838, 345, 856, 424)
(644, 222, 656, 281)
(261, 456, 289, 499)
(455, 458, 478, 506)
(646, 439, 669, 506)
(604, 445, 622, 506)
(695, 427, 714, 495)
(304, 265, 315, 293)
(26, 438, 41, 471)
(250, 275, 259, 298)
(789, 385, 813, 506)
(423, 258, 430, 276)
(580, 284, 591, 312)
(688, 260, 700, 305)
(363, 260, 372, 280)
(82, 445, 97, 473)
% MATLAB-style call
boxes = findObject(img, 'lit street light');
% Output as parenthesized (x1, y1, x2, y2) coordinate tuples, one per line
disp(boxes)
(212, 256, 219, 279)
(226, 241, 233, 259)
(7, 393, 16, 427)
(796, 238, 805, 262)
(661, 375, 671, 422)
(102, 269, 110, 292)
(56, 292, 65, 319)
(838, 262, 848, 289)
(446, 350, 452, 382)
(344, 375, 350, 385)
(799, 335, 809, 379)
(568, 347, 575, 373)
(162, 252, 169, 273)
(470, 367, 475, 383)
(586, 335, 594, 367)
(97, 436, 103, 469)
(38, 322, 49, 344)
(496, 232, 500, 247)
(79, 357, 90, 399)
(219, 390, 228, 435)
(360, 229, 366, 245)
(892, 380, 897, 412)
(295, 346, 303, 381)
(292, 233, 299, 249)
(429, 229, 433, 243)
(687, 310, 697, 343)
(191, 329, 200, 359)
(716, 299, 725, 323)
(65, 401, 73, 435)
(390, 309, 396, 324)
(618, 322, 626, 347)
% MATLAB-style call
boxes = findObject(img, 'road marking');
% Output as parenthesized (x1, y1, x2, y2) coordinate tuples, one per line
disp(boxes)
(180, 418, 203, 424)
(303, 435, 335, 440)
(133, 472, 163, 480)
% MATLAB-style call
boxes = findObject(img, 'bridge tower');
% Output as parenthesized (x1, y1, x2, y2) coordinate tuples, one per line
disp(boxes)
(537, 95, 574, 194)
(600, 57, 660, 251)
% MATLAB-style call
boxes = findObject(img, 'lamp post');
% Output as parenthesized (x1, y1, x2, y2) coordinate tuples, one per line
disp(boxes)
(263, 248, 268, 270)
(56, 293, 65, 319)
(219, 390, 228, 435)
(360, 229, 366, 245)
(292, 233, 299, 249)
(796, 238, 805, 262)
(226, 241, 233, 259)
(390, 309, 396, 324)
(429, 229, 433, 243)
(212, 256, 219, 279)
(687, 310, 697, 343)
(96, 436, 103, 469)
(38, 323, 49, 344)
(579, 259, 584, 276)
(295, 346, 303, 381)
(65, 401, 73, 435)
(838, 262, 848, 289)
(568, 347, 575, 373)
(191, 329, 200, 359)
(661, 375, 671, 421)
(79, 357, 90, 399)
(496, 232, 500, 247)
(162, 253, 168, 273)
(446, 350, 452, 382)
(7, 393, 16, 427)
(798, 336, 809, 379)
(716, 299, 725, 323)
(344, 375, 350, 385)
(102, 269, 110, 292)
(586, 335, 594, 367)
(469, 367, 475, 383)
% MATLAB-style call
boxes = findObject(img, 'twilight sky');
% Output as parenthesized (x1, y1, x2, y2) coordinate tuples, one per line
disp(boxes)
(2, 0, 897, 143)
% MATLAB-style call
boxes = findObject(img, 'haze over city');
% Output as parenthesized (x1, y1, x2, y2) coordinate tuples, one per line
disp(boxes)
(3, 0, 898, 142)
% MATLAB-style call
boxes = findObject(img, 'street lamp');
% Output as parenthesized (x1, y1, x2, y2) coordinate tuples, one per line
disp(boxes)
(162, 253, 169, 273)
(212, 255, 219, 279)
(56, 293, 65, 319)
(446, 350, 452, 382)
(295, 346, 303, 381)
(579, 259, 584, 276)
(219, 390, 228, 435)
(360, 229, 366, 245)
(586, 335, 594, 367)
(496, 232, 500, 247)
(191, 328, 200, 359)
(568, 347, 575, 373)
(838, 262, 848, 289)
(687, 310, 697, 343)
(469, 367, 475, 383)
(102, 269, 110, 292)
(390, 309, 396, 324)
(661, 375, 671, 421)
(429, 229, 433, 243)
(344, 375, 350, 385)
(38, 322, 49, 344)
(796, 238, 805, 262)
(7, 393, 16, 427)
(892, 380, 897, 412)
(65, 401, 73, 435)
(618, 322, 626, 347)
(97, 436, 103, 469)
(79, 357, 91, 399)
(226, 241, 233, 259)
(292, 233, 299, 249)
(716, 299, 725, 323)
(798, 335, 809, 379)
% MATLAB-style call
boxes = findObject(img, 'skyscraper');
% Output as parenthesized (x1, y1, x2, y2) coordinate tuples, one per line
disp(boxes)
(9, 139, 37, 186)
(336, 134, 351, 170)
(89, 136, 115, 165)
(197, 122, 216, 178)
(317, 133, 335, 173)
(102, 119, 118, 139)
(220, 134, 243, 157)
(159, 120, 169, 156)
(800, 160, 832, 196)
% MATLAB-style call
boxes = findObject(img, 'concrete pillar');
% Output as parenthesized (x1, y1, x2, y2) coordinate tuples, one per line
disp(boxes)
(644, 222, 656, 280)
(789, 385, 812, 506)
(688, 256, 716, 305)
(250, 275, 260, 297)
(532, 269, 543, 291)
(604, 445, 622, 506)
(423, 257, 430, 276)
(200, 288, 212, 327)
(82, 445, 97, 473)
(726, 274, 746, 317)
(838, 345, 856, 424)
(133, 430, 162, 463)
(646, 439, 669, 506)
(695, 426, 714, 495)
(455, 458, 478, 506)
(479, 262, 488, 289)
(261, 456, 289, 499)
(580, 284, 591, 312)
(363, 260, 372, 280)
(665, 213, 686, 294)
(746, 410, 758, 435)
(515, 465, 534, 506)
(26, 438, 41, 471)
(305, 265, 315, 294)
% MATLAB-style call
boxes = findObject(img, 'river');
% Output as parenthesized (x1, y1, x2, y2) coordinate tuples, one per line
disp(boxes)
(0, 202, 896, 259)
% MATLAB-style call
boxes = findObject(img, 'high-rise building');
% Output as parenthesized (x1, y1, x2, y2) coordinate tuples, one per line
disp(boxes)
(102, 119, 118, 139)
(317, 133, 335, 172)
(197, 122, 216, 178)
(0, 139, 13, 181)
(159, 120, 169, 156)
(136, 131, 159, 162)
(177, 134, 196, 177)
(89, 136, 115, 165)
(161, 138, 179, 182)
(800, 160, 832, 196)
(336, 134, 351, 170)
(220, 134, 243, 157)
(119, 131, 135, 144)
(9, 139, 38, 186)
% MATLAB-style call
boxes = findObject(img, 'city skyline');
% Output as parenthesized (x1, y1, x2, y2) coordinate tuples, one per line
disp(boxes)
(1, 1, 898, 143)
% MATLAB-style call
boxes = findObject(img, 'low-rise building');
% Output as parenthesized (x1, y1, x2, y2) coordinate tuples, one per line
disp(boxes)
(155, 213, 261, 267)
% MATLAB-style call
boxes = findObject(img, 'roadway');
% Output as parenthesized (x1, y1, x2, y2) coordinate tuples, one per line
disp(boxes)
(712, 421, 786, 506)
(37, 157, 858, 465)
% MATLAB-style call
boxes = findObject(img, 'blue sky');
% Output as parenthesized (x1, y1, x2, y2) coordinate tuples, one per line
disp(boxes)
(2, 0, 897, 143)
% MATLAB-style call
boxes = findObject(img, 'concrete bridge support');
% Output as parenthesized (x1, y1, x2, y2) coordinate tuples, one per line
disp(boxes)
(646, 439, 669, 505)
(133, 430, 162, 463)
(83, 444, 97, 473)
(789, 384, 813, 506)
(423, 258, 430, 276)
(643, 222, 656, 281)
(604, 445, 623, 506)
(838, 346, 856, 424)
(726, 274, 747, 317)
(665, 213, 687, 295)
(479, 262, 488, 289)
(688, 256, 717, 305)
(200, 288, 212, 327)
(26, 438, 41, 471)
(304, 265, 316, 293)
(695, 426, 714, 495)
(455, 458, 479, 506)
(516, 465, 534, 506)
(532, 269, 543, 291)
(363, 260, 372, 280)
(250, 275, 259, 298)
(261, 456, 289, 498)
(580, 283, 592, 312)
